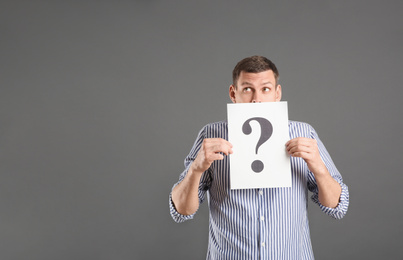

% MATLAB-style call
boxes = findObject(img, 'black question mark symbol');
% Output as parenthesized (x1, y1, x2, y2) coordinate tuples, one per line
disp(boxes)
(242, 117, 273, 173)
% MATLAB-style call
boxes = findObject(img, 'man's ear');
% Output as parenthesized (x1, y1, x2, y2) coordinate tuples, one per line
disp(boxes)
(229, 85, 236, 103)
(275, 85, 282, 102)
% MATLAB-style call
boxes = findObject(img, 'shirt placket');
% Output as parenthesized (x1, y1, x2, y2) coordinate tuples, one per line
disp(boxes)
(258, 188, 266, 259)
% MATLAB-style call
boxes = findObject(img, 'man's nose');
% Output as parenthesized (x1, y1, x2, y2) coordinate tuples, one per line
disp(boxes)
(252, 92, 261, 103)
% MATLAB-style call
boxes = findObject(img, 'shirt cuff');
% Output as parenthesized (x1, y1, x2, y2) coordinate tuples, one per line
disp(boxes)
(169, 191, 196, 223)
(313, 181, 349, 220)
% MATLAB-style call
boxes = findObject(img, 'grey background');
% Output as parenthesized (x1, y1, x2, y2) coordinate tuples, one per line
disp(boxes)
(1, 1, 402, 259)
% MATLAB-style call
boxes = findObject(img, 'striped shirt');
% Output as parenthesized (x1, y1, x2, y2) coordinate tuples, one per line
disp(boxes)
(169, 120, 349, 260)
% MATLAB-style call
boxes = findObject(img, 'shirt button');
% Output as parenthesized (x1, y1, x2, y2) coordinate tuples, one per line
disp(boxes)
(259, 190, 263, 195)
(261, 242, 265, 247)
(260, 216, 265, 221)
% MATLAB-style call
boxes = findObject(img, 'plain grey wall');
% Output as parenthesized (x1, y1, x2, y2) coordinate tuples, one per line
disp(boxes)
(1, 1, 402, 259)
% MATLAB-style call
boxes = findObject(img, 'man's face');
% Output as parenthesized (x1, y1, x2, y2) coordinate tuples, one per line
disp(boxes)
(229, 70, 282, 103)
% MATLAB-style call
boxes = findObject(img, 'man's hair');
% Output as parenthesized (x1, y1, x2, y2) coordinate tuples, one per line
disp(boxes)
(232, 55, 279, 88)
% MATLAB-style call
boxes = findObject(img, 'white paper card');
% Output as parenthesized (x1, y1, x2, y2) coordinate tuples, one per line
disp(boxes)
(227, 101, 291, 189)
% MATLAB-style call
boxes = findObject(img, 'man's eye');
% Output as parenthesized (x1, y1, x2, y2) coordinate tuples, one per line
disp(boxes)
(243, 87, 251, 92)
(263, 88, 270, 92)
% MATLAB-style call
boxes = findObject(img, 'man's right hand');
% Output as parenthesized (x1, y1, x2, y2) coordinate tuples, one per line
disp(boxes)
(172, 138, 233, 215)
(191, 138, 233, 173)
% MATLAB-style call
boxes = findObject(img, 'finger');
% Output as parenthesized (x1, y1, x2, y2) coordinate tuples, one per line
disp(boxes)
(207, 153, 224, 162)
(213, 145, 233, 156)
(287, 138, 313, 147)
(205, 139, 232, 148)
(286, 139, 315, 152)
(219, 140, 233, 153)
(209, 138, 233, 146)
(289, 151, 312, 159)
(287, 145, 313, 155)
(208, 141, 233, 155)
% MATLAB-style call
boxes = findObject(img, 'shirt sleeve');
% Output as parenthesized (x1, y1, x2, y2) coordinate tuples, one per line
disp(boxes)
(169, 126, 213, 223)
(306, 125, 350, 219)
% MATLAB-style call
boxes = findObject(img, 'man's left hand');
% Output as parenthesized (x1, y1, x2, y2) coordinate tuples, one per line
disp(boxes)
(286, 137, 327, 176)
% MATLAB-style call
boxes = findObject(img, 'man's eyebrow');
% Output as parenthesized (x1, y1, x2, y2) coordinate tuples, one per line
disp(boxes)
(240, 81, 274, 86)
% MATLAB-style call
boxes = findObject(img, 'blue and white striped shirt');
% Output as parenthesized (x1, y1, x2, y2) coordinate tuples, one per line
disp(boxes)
(170, 120, 349, 259)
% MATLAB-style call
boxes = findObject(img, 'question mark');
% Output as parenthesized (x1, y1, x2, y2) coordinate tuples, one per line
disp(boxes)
(242, 117, 273, 173)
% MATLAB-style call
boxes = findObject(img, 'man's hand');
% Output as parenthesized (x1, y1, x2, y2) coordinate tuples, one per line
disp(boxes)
(191, 138, 233, 173)
(172, 138, 233, 215)
(286, 137, 341, 208)
(286, 137, 327, 176)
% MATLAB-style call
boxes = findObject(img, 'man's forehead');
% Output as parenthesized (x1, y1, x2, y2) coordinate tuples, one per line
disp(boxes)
(239, 71, 276, 83)
(239, 70, 274, 77)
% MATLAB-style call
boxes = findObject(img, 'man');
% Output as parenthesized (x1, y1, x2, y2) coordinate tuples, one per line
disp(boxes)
(169, 56, 349, 259)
